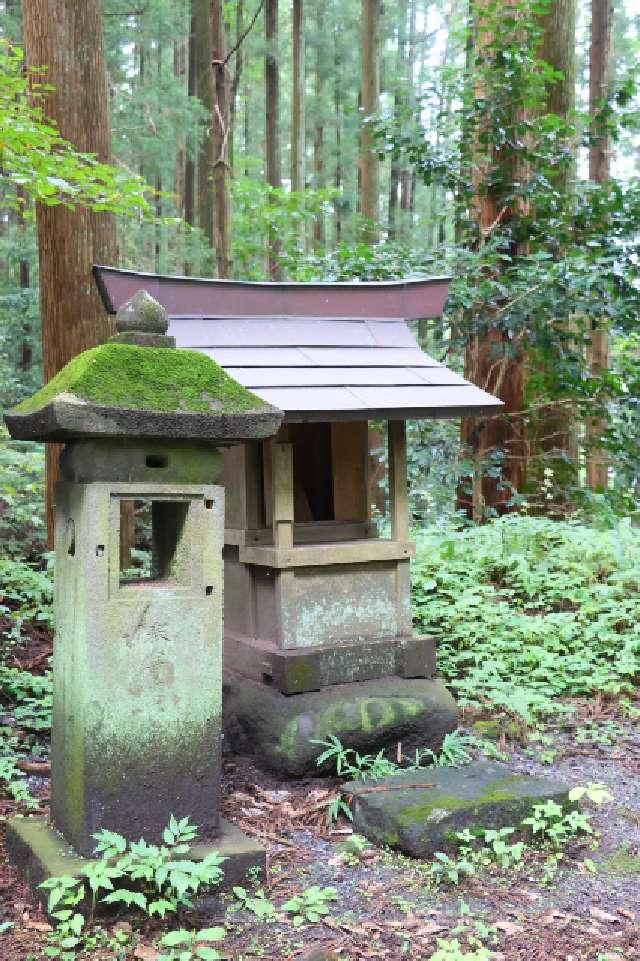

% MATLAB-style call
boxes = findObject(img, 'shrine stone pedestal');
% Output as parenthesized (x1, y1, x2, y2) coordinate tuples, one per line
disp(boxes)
(4, 291, 282, 899)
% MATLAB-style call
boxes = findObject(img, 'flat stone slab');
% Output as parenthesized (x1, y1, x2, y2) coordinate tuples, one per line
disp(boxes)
(6, 816, 265, 912)
(347, 761, 570, 858)
(223, 673, 458, 777)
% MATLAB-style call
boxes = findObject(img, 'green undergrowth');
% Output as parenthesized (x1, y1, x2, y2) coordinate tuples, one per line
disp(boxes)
(412, 516, 640, 722)
(11, 342, 268, 416)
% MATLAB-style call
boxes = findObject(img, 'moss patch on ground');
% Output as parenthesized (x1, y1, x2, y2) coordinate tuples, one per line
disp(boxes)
(13, 343, 268, 416)
(600, 847, 640, 876)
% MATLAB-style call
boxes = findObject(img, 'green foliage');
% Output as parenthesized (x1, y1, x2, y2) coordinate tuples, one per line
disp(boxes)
(0, 431, 46, 560)
(313, 730, 472, 785)
(0, 664, 51, 810)
(430, 826, 525, 888)
(336, 833, 371, 866)
(430, 788, 601, 891)
(232, 885, 277, 921)
(0, 665, 51, 729)
(420, 731, 473, 768)
(0, 559, 53, 642)
(40, 815, 226, 955)
(0, 41, 150, 213)
(233, 179, 337, 280)
(280, 885, 338, 927)
(412, 516, 640, 721)
(0, 289, 41, 411)
(157, 927, 226, 961)
(522, 800, 595, 848)
(428, 939, 492, 961)
(312, 735, 402, 781)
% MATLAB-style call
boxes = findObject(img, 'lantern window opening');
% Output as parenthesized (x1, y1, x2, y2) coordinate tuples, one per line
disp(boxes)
(119, 497, 189, 586)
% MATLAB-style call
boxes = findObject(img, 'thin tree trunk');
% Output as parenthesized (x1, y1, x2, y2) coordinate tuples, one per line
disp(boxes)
(229, 0, 245, 172)
(22, 0, 117, 546)
(212, 0, 233, 277)
(173, 37, 188, 217)
(312, 0, 327, 248)
(333, 19, 343, 245)
(265, 0, 282, 278)
(184, 3, 197, 272)
(16, 186, 32, 372)
(243, 76, 251, 176)
(585, 0, 613, 490)
(291, 0, 305, 193)
(388, 0, 408, 240)
(360, 0, 380, 243)
(195, 0, 214, 249)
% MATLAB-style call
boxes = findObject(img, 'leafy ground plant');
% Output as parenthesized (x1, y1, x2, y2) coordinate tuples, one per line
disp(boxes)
(412, 516, 640, 723)
(232, 885, 277, 920)
(281, 885, 338, 927)
(39, 816, 225, 958)
(0, 666, 51, 810)
(157, 926, 226, 961)
(429, 785, 606, 890)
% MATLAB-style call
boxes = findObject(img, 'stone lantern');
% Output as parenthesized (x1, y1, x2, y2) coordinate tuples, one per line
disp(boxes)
(4, 291, 282, 888)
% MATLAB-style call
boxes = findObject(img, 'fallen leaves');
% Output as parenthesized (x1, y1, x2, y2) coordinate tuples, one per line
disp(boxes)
(133, 944, 158, 961)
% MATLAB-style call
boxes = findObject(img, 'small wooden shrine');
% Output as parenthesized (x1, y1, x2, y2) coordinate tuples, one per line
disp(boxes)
(94, 267, 501, 773)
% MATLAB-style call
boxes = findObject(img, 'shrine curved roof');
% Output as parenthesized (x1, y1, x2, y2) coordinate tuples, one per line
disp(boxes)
(94, 266, 502, 423)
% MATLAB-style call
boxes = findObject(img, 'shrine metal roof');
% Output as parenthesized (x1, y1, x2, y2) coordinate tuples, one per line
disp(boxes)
(94, 266, 502, 423)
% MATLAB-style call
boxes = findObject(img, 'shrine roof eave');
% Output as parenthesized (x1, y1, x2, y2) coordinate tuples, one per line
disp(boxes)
(94, 265, 452, 320)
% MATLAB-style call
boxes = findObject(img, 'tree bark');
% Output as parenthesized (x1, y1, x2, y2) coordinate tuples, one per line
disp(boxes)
(22, 0, 117, 546)
(184, 3, 197, 272)
(585, 0, 613, 490)
(529, 0, 578, 489)
(458, 0, 528, 518)
(212, 0, 233, 277)
(333, 20, 343, 244)
(229, 0, 245, 172)
(194, 0, 214, 249)
(291, 0, 305, 193)
(312, 0, 328, 248)
(388, 0, 408, 240)
(265, 0, 282, 278)
(360, 0, 380, 243)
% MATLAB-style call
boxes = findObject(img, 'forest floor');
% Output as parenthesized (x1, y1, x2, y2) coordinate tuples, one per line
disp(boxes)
(2, 647, 640, 961)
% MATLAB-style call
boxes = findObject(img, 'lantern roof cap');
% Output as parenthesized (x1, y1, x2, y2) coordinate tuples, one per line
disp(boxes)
(5, 291, 282, 443)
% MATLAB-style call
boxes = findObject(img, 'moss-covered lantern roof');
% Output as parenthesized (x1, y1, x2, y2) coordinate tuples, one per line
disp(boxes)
(4, 290, 283, 443)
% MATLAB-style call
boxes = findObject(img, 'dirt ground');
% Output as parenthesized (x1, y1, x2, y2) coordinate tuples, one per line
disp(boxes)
(2, 694, 640, 961)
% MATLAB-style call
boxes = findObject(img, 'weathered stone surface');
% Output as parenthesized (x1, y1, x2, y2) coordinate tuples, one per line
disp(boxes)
(115, 288, 169, 334)
(6, 816, 265, 913)
(111, 331, 176, 348)
(225, 632, 436, 694)
(4, 341, 282, 443)
(59, 439, 223, 485)
(348, 761, 571, 858)
(223, 673, 458, 777)
(51, 479, 225, 855)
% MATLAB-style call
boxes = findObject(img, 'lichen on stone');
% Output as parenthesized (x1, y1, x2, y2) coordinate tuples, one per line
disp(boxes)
(13, 342, 268, 416)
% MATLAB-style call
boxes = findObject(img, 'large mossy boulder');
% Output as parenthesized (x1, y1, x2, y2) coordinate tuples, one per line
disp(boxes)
(223, 674, 458, 777)
(347, 761, 570, 858)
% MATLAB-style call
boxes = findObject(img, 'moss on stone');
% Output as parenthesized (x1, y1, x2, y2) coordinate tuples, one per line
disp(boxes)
(397, 795, 469, 826)
(395, 775, 539, 828)
(601, 847, 640, 875)
(13, 342, 267, 416)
